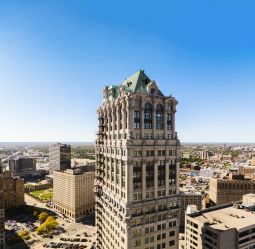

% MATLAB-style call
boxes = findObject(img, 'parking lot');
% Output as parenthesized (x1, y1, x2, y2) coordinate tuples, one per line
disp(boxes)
(5, 195, 96, 249)
(31, 222, 96, 249)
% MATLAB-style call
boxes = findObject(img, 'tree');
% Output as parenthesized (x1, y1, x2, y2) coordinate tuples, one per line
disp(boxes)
(36, 223, 47, 235)
(45, 216, 58, 230)
(38, 212, 49, 223)
(45, 216, 55, 222)
(18, 230, 29, 238)
(36, 216, 59, 234)
(33, 210, 39, 218)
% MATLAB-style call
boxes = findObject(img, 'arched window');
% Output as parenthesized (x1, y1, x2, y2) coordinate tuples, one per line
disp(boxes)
(156, 104, 163, 130)
(144, 102, 152, 129)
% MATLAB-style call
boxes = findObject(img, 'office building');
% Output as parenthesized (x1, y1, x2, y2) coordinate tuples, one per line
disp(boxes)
(3, 171, 24, 209)
(0, 161, 4, 249)
(185, 203, 255, 249)
(8, 156, 36, 177)
(95, 70, 180, 249)
(239, 166, 255, 179)
(53, 165, 95, 222)
(49, 143, 71, 175)
(179, 187, 202, 230)
(209, 178, 255, 205)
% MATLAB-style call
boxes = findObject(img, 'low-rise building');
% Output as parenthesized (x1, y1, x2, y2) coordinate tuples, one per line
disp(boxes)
(185, 203, 255, 249)
(8, 156, 36, 177)
(53, 165, 95, 222)
(209, 178, 255, 205)
(3, 171, 24, 209)
(239, 166, 255, 179)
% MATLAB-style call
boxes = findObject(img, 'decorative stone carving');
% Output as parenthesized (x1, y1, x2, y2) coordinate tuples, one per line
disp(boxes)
(147, 80, 158, 95)
(103, 86, 109, 100)
(119, 85, 127, 96)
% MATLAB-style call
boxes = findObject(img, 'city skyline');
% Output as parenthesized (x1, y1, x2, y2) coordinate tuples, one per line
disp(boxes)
(1, 1, 255, 143)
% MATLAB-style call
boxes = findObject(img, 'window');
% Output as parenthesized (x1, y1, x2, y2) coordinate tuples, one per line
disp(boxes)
(167, 114, 171, 130)
(133, 162, 142, 190)
(146, 161, 154, 188)
(134, 111, 140, 129)
(156, 104, 163, 130)
(158, 163, 165, 187)
(134, 239, 141, 247)
(169, 164, 176, 185)
(144, 102, 152, 129)
(169, 240, 175, 246)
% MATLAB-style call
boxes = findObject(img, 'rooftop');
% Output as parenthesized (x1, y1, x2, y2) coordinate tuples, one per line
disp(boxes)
(104, 70, 165, 101)
(188, 203, 255, 230)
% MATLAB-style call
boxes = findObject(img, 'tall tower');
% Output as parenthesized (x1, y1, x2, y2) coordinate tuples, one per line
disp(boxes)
(0, 160, 5, 249)
(49, 143, 71, 175)
(95, 70, 180, 249)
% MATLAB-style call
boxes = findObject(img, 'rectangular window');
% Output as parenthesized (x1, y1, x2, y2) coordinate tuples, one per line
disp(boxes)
(146, 161, 154, 188)
(144, 111, 152, 129)
(167, 114, 171, 130)
(133, 161, 142, 190)
(134, 111, 140, 129)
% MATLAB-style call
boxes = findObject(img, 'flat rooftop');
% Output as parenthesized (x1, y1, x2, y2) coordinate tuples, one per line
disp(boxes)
(189, 204, 255, 230)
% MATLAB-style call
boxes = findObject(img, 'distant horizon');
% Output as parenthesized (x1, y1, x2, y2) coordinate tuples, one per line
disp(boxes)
(0, 141, 255, 146)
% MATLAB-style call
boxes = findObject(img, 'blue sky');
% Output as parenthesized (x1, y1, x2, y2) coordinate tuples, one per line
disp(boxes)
(0, 0, 255, 143)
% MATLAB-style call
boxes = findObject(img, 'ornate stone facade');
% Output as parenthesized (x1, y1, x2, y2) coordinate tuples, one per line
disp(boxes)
(95, 70, 180, 249)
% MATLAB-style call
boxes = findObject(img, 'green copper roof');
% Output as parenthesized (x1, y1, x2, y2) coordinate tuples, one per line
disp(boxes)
(106, 70, 164, 101)
(121, 70, 150, 93)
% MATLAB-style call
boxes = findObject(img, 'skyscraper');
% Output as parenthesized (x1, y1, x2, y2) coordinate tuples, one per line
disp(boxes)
(0, 160, 5, 249)
(49, 143, 71, 175)
(95, 70, 180, 249)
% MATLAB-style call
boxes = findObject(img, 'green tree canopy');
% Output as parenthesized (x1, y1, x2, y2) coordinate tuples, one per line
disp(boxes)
(38, 211, 49, 223)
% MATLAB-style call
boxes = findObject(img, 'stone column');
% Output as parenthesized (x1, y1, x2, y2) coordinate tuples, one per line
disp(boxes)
(127, 161, 133, 204)
(141, 103, 144, 139)
(127, 100, 133, 139)
(107, 110, 111, 140)
(165, 160, 169, 196)
(175, 157, 180, 195)
(163, 110, 167, 139)
(113, 158, 117, 191)
(154, 160, 158, 198)
(142, 160, 146, 199)
(112, 106, 116, 139)
(122, 103, 126, 138)
(116, 104, 120, 139)
(172, 113, 175, 139)
(152, 102, 156, 138)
